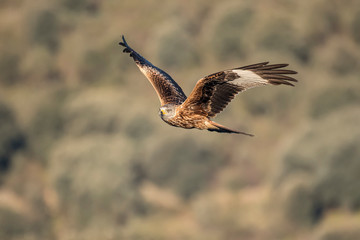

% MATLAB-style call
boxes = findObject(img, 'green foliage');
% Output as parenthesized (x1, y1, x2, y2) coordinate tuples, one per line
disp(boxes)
(278, 109, 360, 226)
(0, 102, 25, 174)
(61, 90, 124, 137)
(315, 216, 360, 240)
(31, 10, 60, 52)
(0, 208, 28, 238)
(284, 182, 322, 226)
(259, 20, 295, 51)
(318, 228, 360, 240)
(29, 91, 66, 160)
(259, 19, 311, 63)
(61, 0, 99, 14)
(147, 138, 223, 199)
(0, 208, 35, 239)
(242, 88, 295, 117)
(0, 51, 20, 85)
(124, 115, 154, 140)
(0, 207, 53, 240)
(305, 2, 341, 46)
(352, 11, 360, 44)
(331, 48, 359, 75)
(80, 43, 129, 84)
(310, 86, 360, 119)
(80, 50, 110, 83)
(50, 137, 146, 229)
(290, 43, 312, 64)
(0, 0, 22, 8)
(62, 0, 87, 11)
(314, 139, 360, 210)
(212, 8, 253, 61)
(156, 28, 200, 69)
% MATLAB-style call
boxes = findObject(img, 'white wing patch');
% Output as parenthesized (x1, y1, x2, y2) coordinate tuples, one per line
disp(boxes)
(231, 69, 268, 89)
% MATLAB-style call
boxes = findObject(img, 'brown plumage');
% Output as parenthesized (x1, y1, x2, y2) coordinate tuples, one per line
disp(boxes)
(119, 36, 298, 136)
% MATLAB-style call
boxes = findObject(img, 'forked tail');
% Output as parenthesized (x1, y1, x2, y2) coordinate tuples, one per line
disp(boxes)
(207, 121, 254, 136)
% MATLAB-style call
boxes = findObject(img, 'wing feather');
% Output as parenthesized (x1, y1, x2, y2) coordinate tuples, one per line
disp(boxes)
(119, 36, 186, 105)
(181, 62, 298, 117)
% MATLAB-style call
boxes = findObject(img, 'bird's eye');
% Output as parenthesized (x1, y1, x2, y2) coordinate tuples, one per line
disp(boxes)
(161, 109, 166, 115)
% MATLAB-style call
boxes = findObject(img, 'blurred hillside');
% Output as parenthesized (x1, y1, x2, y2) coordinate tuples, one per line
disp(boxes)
(1, 0, 360, 239)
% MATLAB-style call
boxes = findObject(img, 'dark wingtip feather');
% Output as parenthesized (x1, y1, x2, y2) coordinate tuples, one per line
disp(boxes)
(119, 35, 139, 61)
(260, 69, 298, 75)
(241, 62, 299, 86)
(119, 35, 129, 47)
(121, 35, 127, 46)
(269, 79, 295, 86)
(261, 74, 298, 82)
(258, 63, 289, 70)
(238, 62, 269, 70)
(119, 35, 125, 46)
(119, 35, 132, 49)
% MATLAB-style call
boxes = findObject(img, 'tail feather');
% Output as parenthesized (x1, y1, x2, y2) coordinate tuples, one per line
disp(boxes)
(207, 121, 254, 136)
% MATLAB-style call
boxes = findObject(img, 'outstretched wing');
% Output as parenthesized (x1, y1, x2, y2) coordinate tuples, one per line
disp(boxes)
(181, 62, 297, 117)
(119, 36, 187, 105)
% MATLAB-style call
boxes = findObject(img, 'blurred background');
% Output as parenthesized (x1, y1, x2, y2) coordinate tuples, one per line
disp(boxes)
(1, 0, 360, 239)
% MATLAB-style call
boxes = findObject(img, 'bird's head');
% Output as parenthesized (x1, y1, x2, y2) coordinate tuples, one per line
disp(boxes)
(159, 104, 176, 120)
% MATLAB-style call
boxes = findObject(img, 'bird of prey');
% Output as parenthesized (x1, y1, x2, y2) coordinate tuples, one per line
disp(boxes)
(119, 36, 297, 136)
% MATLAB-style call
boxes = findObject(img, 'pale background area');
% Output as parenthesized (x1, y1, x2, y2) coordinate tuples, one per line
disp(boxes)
(0, 0, 360, 239)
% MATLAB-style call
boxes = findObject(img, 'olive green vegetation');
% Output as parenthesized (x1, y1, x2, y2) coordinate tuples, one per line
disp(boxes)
(1, 0, 360, 239)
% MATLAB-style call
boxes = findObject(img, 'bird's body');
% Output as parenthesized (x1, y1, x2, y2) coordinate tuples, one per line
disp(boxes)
(119, 36, 298, 136)
(159, 104, 212, 130)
